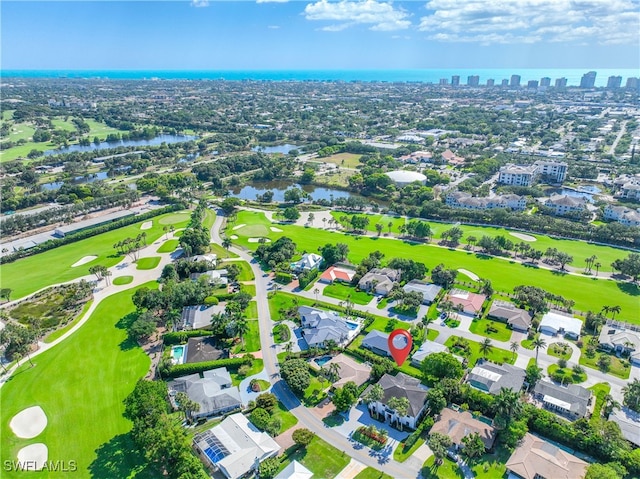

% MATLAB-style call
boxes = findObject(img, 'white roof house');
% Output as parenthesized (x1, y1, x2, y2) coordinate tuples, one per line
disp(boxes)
(194, 413, 279, 479)
(411, 341, 448, 366)
(291, 253, 323, 273)
(274, 460, 313, 479)
(539, 311, 583, 339)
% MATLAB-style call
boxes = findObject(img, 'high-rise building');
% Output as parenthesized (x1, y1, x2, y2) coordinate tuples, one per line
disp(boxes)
(501, 79, 509, 87)
(627, 77, 640, 90)
(607, 76, 622, 89)
(439, 78, 449, 85)
(580, 71, 597, 88)
(527, 80, 539, 89)
(486, 79, 495, 87)
(451, 75, 460, 86)
(540, 77, 551, 87)
(510, 75, 521, 87)
(467, 75, 480, 86)
(555, 77, 567, 88)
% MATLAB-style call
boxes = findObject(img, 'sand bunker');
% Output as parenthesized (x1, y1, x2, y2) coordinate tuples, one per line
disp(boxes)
(17, 444, 48, 471)
(248, 238, 271, 243)
(140, 221, 153, 230)
(232, 224, 246, 231)
(10, 406, 48, 439)
(230, 235, 239, 240)
(458, 269, 479, 281)
(71, 255, 98, 268)
(510, 232, 536, 242)
(270, 227, 283, 232)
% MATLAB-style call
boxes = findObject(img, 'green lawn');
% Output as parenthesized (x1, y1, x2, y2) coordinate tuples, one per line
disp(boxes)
(219, 260, 254, 281)
(330, 211, 406, 235)
(273, 323, 291, 343)
(303, 373, 330, 406)
(354, 467, 393, 479)
(445, 336, 516, 366)
(578, 344, 631, 379)
(0, 284, 155, 479)
(245, 301, 259, 319)
(547, 364, 587, 384)
(589, 383, 611, 425)
(1, 212, 189, 300)
(421, 456, 464, 479)
(323, 283, 372, 305)
(393, 436, 426, 462)
(547, 342, 572, 360)
(283, 436, 351, 479)
(136, 256, 161, 270)
(209, 242, 239, 259)
(113, 276, 134, 285)
(230, 359, 264, 386)
(156, 239, 179, 253)
(242, 284, 257, 297)
(202, 208, 216, 230)
(319, 152, 363, 169)
(274, 401, 298, 435)
(469, 318, 513, 342)
(231, 211, 640, 321)
(159, 213, 191, 225)
(234, 320, 261, 353)
(470, 445, 511, 479)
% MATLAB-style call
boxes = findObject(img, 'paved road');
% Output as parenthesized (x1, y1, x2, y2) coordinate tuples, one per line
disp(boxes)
(210, 212, 425, 478)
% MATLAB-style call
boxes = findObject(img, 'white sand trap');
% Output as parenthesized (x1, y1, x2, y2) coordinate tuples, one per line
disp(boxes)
(17, 444, 48, 471)
(71, 255, 98, 268)
(10, 406, 47, 439)
(510, 232, 536, 242)
(248, 238, 271, 243)
(270, 227, 283, 232)
(230, 235, 239, 240)
(232, 224, 246, 231)
(458, 269, 480, 281)
(140, 221, 152, 230)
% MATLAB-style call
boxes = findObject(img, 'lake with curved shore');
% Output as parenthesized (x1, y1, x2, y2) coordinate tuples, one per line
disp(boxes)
(44, 134, 197, 156)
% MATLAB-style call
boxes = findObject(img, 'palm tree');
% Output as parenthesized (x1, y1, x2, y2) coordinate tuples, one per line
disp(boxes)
(308, 212, 315, 225)
(222, 237, 232, 256)
(510, 341, 519, 359)
(466, 235, 477, 251)
(313, 288, 320, 302)
(375, 223, 383, 236)
(322, 217, 327, 229)
(610, 305, 621, 320)
(328, 362, 341, 381)
(601, 305, 611, 318)
(493, 388, 522, 428)
(422, 315, 435, 335)
(532, 336, 547, 364)
(284, 341, 293, 359)
(235, 319, 250, 349)
(594, 262, 601, 276)
(479, 338, 493, 359)
(387, 221, 393, 234)
(387, 396, 410, 431)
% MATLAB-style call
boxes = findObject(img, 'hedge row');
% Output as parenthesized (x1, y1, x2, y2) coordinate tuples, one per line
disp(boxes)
(165, 356, 253, 378)
(163, 329, 212, 345)
(1, 202, 184, 264)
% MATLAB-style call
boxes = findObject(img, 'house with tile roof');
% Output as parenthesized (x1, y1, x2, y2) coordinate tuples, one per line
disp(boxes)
(430, 408, 497, 450)
(487, 301, 533, 332)
(505, 433, 587, 479)
(364, 373, 428, 430)
(447, 289, 486, 316)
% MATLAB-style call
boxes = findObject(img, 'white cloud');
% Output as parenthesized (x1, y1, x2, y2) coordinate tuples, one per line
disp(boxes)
(419, 0, 640, 45)
(190, 0, 209, 7)
(304, 0, 411, 32)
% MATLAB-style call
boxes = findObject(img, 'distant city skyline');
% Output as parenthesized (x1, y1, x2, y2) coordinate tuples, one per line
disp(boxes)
(1, 1, 639, 71)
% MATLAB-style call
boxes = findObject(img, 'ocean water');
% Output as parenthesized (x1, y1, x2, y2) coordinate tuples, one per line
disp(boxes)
(1, 69, 638, 87)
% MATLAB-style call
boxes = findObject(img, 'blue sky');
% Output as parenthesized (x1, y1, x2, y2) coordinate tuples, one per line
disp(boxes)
(2, 0, 639, 70)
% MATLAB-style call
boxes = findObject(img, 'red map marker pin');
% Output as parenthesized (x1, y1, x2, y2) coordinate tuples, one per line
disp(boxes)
(388, 329, 413, 367)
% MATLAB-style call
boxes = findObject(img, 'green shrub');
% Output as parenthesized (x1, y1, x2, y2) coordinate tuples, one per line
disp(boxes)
(204, 296, 219, 305)
(163, 330, 211, 345)
(165, 356, 252, 377)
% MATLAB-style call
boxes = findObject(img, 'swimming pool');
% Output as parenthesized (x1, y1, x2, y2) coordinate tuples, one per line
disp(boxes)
(171, 345, 186, 364)
(314, 355, 332, 367)
(346, 321, 359, 330)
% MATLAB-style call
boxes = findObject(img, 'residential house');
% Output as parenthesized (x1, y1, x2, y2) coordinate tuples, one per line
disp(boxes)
(361, 330, 391, 357)
(365, 373, 428, 430)
(465, 360, 525, 394)
(445, 191, 526, 211)
(188, 253, 218, 266)
(291, 253, 323, 273)
(544, 195, 587, 216)
(193, 413, 279, 479)
(430, 408, 497, 450)
(399, 150, 433, 164)
(534, 160, 568, 183)
(168, 368, 242, 419)
(598, 324, 640, 365)
(402, 281, 442, 305)
(185, 337, 226, 363)
(619, 183, 640, 200)
(358, 268, 401, 296)
(441, 149, 465, 166)
(447, 289, 487, 316)
(487, 301, 533, 332)
(324, 353, 372, 388)
(609, 408, 640, 448)
(319, 264, 357, 284)
(604, 205, 640, 227)
(191, 269, 228, 286)
(532, 380, 593, 420)
(539, 311, 582, 339)
(410, 341, 448, 367)
(274, 461, 313, 479)
(181, 305, 224, 330)
(505, 433, 587, 479)
(299, 306, 356, 348)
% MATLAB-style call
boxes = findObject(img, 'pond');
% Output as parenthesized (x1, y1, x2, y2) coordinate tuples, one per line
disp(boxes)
(41, 168, 131, 191)
(251, 144, 300, 155)
(44, 134, 197, 156)
(546, 187, 598, 203)
(229, 180, 354, 203)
